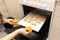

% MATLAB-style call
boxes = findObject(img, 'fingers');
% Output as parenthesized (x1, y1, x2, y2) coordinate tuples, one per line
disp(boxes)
(10, 19, 18, 25)
(25, 26, 32, 33)
(17, 28, 30, 35)
(8, 21, 13, 25)
(8, 19, 13, 25)
(23, 29, 30, 35)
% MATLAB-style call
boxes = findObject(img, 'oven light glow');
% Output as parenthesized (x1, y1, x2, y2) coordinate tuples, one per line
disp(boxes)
(37, 3, 42, 6)
(23, 0, 27, 3)
(42, 4, 47, 7)
(33, 2, 37, 5)
(29, 2, 32, 4)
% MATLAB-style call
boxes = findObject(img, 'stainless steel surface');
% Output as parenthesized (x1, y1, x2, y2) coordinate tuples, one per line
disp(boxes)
(19, 0, 55, 11)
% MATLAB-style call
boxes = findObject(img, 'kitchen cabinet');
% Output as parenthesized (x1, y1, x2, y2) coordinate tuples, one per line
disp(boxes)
(0, 0, 24, 20)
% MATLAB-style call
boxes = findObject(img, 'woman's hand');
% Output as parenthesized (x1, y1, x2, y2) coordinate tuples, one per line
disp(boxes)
(3, 18, 13, 25)
(0, 28, 29, 40)
(16, 28, 29, 35)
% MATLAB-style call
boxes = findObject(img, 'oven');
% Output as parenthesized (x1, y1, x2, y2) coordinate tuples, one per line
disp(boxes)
(3, 0, 56, 40)
(18, 0, 56, 40)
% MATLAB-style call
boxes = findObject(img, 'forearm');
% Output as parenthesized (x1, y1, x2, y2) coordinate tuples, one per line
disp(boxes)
(0, 28, 29, 40)
(0, 30, 19, 40)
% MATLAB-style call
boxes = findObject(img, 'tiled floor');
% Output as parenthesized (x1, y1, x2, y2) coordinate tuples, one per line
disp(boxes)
(0, 31, 7, 38)
(0, 25, 7, 38)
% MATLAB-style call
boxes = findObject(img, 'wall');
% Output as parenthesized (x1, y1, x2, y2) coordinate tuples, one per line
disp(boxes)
(0, 0, 9, 18)
(0, 0, 24, 20)
(57, 0, 60, 1)
(4, 0, 24, 20)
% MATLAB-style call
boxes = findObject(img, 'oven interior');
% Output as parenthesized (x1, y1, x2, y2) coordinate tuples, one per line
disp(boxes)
(22, 5, 52, 39)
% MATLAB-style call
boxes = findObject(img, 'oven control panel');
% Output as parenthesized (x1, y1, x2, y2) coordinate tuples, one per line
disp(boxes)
(19, 0, 55, 11)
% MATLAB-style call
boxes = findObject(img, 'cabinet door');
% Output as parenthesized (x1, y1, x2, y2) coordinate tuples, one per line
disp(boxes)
(0, 0, 9, 18)
(5, 0, 24, 20)
(48, 2, 60, 40)
(56, 0, 60, 1)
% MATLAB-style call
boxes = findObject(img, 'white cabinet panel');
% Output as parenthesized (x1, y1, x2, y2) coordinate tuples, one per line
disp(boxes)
(5, 0, 24, 20)
(49, 27, 60, 40)
(52, 16, 60, 29)
(56, 0, 60, 1)
(48, 2, 60, 40)
(0, 0, 8, 18)
(54, 2, 60, 17)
